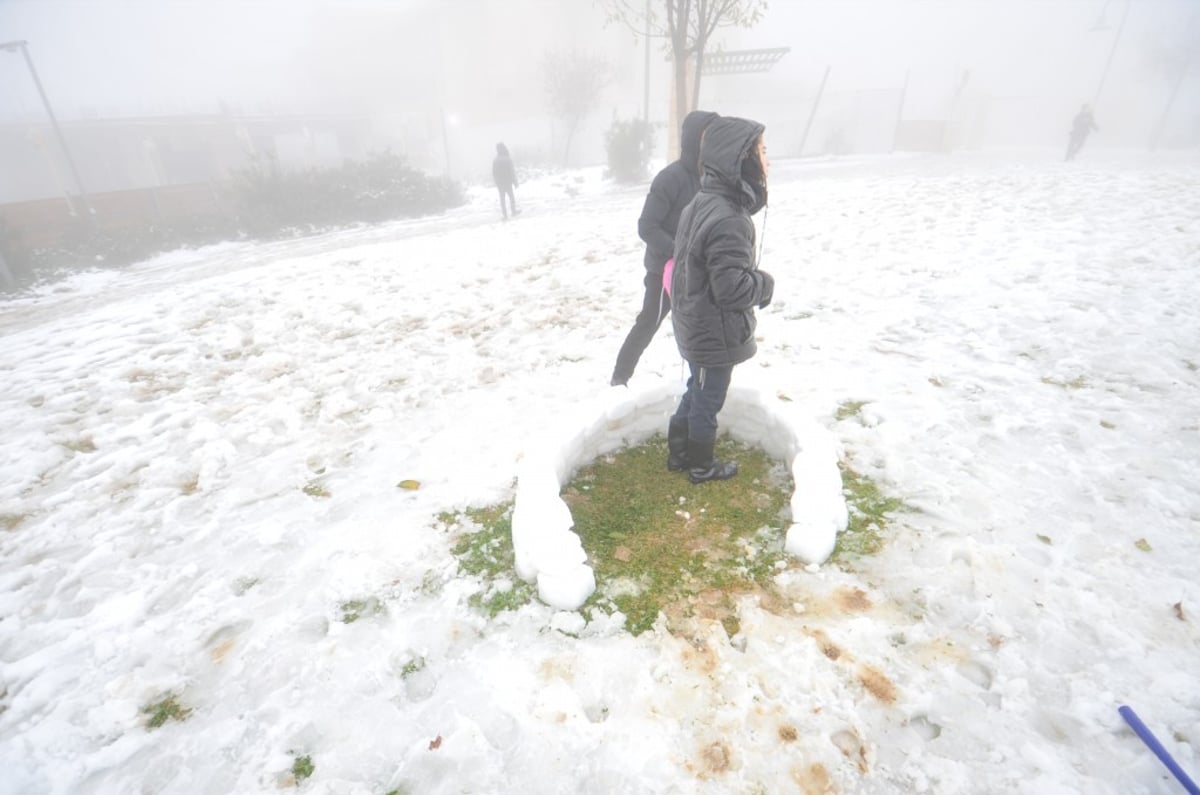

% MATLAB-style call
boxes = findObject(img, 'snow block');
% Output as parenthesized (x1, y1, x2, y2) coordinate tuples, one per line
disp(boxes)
(512, 376, 848, 611)
(537, 564, 597, 612)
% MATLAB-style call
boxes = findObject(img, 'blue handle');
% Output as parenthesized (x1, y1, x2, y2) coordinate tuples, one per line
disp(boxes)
(1119, 705, 1200, 795)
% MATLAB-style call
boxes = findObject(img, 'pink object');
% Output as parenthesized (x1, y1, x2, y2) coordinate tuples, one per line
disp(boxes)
(662, 257, 675, 297)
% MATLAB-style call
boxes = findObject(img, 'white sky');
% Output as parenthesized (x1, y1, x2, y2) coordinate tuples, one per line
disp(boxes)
(2, 0, 1195, 122)
(1, 147, 1198, 792)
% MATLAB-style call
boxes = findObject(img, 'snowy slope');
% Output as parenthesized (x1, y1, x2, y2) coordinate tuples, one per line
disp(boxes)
(1, 151, 1198, 794)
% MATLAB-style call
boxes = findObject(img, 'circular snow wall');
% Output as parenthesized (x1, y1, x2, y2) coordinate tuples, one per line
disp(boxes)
(512, 375, 849, 610)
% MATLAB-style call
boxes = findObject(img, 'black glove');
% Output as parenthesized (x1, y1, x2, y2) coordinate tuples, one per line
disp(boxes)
(758, 271, 775, 309)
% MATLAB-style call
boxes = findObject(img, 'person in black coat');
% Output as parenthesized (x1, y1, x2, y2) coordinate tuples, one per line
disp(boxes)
(609, 110, 719, 386)
(667, 115, 774, 484)
(1066, 105, 1098, 161)
(493, 142, 519, 219)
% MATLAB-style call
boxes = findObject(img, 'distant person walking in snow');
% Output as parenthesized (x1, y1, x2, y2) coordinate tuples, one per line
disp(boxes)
(492, 142, 520, 220)
(609, 110, 719, 387)
(1066, 105, 1098, 161)
(668, 116, 774, 484)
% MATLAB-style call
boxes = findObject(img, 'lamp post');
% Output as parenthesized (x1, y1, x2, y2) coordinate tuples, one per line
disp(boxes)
(1150, 5, 1199, 149)
(0, 39, 93, 216)
(1091, 0, 1130, 111)
(441, 109, 458, 178)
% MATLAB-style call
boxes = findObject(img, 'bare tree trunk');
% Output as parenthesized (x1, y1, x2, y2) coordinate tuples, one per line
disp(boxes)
(1149, 64, 1189, 150)
(1150, 7, 1198, 149)
(564, 121, 578, 166)
(667, 0, 692, 159)
(674, 56, 690, 117)
(800, 65, 831, 157)
(691, 0, 709, 112)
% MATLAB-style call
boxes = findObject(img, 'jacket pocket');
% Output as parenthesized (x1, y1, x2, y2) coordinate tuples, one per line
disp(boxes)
(720, 310, 752, 350)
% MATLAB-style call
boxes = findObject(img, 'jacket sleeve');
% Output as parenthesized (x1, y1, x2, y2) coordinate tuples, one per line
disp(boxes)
(637, 171, 678, 270)
(706, 216, 774, 311)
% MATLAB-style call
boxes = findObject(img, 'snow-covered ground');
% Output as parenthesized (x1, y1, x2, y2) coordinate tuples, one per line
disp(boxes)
(1, 150, 1198, 794)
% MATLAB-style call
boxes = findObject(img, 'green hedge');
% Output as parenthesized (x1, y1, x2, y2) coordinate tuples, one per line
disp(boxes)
(233, 150, 464, 236)
(605, 118, 655, 184)
(3, 151, 465, 291)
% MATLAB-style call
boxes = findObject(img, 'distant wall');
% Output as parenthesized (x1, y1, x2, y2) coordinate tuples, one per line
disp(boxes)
(0, 183, 229, 255)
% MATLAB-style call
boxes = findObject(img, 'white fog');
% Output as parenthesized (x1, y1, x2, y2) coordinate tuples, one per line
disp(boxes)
(1, 0, 1197, 188)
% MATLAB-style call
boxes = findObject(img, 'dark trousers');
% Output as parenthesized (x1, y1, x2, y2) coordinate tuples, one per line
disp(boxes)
(672, 362, 733, 443)
(1065, 134, 1088, 161)
(497, 185, 517, 217)
(611, 270, 670, 385)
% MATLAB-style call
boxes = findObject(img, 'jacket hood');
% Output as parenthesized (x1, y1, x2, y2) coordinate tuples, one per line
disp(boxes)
(679, 110, 718, 175)
(699, 116, 766, 213)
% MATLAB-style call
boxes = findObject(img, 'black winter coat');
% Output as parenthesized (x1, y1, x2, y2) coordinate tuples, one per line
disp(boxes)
(638, 110, 718, 274)
(670, 116, 774, 369)
(493, 144, 517, 190)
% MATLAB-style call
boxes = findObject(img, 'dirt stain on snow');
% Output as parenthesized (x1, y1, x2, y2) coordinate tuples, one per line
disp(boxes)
(687, 740, 733, 779)
(835, 586, 873, 613)
(791, 762, 837, 794)
(210, 638, 236, 663)
(857, 664, 897, 704)
(804, 627, 845, 661)
(832, 728, 870, 773)
(802, 627, 899, 704)
(678, 633, 720, 676)
(539, 655, 576, 682)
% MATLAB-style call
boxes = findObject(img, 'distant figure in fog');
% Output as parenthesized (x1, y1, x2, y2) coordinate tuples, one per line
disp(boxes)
(492, 142, 520, 220)
(1066, 105, 1098, 161)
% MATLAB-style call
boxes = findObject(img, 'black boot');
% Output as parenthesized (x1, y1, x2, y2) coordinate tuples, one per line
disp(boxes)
(687, 438, 738, 484)
(667, 416, 689, 471)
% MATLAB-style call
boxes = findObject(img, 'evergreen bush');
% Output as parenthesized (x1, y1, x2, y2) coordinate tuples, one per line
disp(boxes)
(232, 150, 464, 236)
(605, 118, 655, 184)
(2, 151, 465, 292)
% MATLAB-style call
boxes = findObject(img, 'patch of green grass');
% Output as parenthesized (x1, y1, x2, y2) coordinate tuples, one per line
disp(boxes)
(291, 753, 314, 783)
(63, 436, 97, 453)
(444, 502, 537, 617)
(340, 597, 385, 624)
(568, 436, 793, 636)
(141, 693, 191, 729)
(832, 463, 909, 561)
(302, 481, 330, 499)
(441, 438, 904, 635)
(1041, 375, 1088, 390)
(836, 400, 868, 421)
(401, 656, 426, 678)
